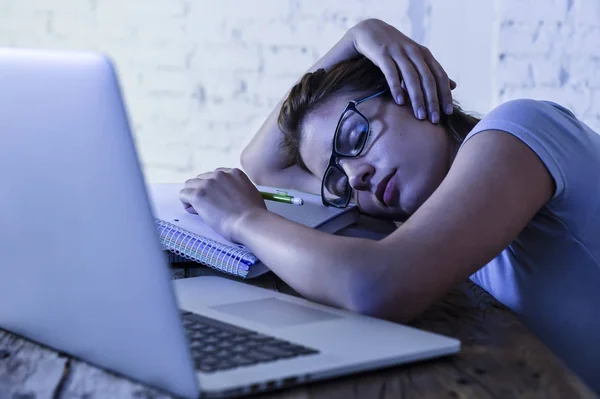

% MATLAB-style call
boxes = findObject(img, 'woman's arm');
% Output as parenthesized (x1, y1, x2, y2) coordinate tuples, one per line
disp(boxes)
(239, 31, 356, 194)
(182, 130, 553, 322)
(241, 18, 456, 192)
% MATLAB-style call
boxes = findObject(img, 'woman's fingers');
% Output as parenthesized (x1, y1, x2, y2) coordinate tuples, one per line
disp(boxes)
(179, 187, 199, 213)
(183, 203, 198, 214)
(351, 19, 456, 121)
(391, 49, 426, 120)
(405, 47, 441, 123)
(374, 55, 404, 104)
(423, 48, 455, 115)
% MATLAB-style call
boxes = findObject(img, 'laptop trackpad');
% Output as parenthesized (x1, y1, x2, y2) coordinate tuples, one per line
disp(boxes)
(210, 298, 342, 328)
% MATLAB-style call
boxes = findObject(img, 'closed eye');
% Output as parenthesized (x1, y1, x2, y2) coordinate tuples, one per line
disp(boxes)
(325, 176, 346, 196)
(336, 117, 369, 156)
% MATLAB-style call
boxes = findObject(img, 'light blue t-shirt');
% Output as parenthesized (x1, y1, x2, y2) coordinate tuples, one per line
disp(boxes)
(460, 99, 600, 393)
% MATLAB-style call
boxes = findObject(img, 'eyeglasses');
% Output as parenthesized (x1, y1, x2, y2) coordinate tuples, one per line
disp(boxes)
(321, 89, 388, 208)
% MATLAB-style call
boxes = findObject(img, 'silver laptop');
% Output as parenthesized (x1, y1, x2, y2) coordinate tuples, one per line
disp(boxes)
(0, 48, 460, 398)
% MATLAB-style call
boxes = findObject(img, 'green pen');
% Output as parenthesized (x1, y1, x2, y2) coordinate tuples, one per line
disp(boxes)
(260, 191, 304, 205)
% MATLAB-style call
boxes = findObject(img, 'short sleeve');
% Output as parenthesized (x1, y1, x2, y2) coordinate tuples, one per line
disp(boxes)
(459, 99, 600, 234)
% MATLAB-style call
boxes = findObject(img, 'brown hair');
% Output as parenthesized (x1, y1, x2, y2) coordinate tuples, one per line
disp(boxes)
(278, 56, 480, 171)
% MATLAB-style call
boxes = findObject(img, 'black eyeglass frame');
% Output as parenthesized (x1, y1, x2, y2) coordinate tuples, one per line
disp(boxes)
(320, 89, 389, 208)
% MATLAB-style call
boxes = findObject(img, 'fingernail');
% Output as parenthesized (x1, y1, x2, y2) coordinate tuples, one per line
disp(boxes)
(445, 104, 454, 115)
(396, 95, 404, 105)
(417, 107, 426, 120)
(431, 111, 439, 124)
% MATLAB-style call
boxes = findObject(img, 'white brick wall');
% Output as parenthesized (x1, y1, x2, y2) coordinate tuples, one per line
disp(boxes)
(0, 0, 413, 182)
(0, 0, 598, 182)
(497, 0, 600, 132)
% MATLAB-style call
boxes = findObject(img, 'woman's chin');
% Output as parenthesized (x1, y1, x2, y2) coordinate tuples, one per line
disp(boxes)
(389, 204, 411, 222)
(394, 192, 421, 221)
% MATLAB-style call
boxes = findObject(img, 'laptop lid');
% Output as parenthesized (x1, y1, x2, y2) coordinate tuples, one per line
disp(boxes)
(0, 48, 199, 398)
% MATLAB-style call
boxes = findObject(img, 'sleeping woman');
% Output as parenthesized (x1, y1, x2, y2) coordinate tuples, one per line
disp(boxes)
(178, 19, 600, 392)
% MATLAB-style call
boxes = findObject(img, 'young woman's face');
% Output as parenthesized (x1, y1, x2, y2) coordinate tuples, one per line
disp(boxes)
(299, 93, 457, 221)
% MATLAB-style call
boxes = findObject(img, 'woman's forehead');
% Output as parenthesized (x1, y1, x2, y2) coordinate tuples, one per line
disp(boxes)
(299, 114, 335, 177)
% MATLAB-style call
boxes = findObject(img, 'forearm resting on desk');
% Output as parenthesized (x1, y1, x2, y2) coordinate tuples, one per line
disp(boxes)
(233, 208, 417, 321)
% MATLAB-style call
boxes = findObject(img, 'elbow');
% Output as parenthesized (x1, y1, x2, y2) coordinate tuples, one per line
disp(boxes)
(341, 273, 422, 324)
(239, 147, 252, 176)
(239, 145, 252, 172)
(240, 147, 264, 184)
(343, 295, 418, 324)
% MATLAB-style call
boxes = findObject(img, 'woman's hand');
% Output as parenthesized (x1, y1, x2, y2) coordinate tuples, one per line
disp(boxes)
(350, 18, 456, 123)
(179, 168, 267, 242)
(240, 18, 455, 192)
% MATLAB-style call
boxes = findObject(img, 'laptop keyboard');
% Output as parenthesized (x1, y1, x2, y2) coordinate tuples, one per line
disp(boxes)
(180, 311, 319, 373)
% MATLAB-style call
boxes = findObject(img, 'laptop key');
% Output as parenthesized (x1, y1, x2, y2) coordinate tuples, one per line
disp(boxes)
(278, 344, 318, 356)
(231, 335, 247, 344)
(271, 339, 294, 346)
(197, 364, 217, 373)
(230, 354, 257, 366)
(246, 350, 278, 362)
(216, 341, 233, 349)
(296, 347, 319, 355)
(231, 344, 248, 352)
(189, 330, 205, 340)
(246, 332, 271, 340)
(248, 337, 279, 346)
(189, 325, 210, 333)
(204, 327, 219, 335)
(180, 311, 250, 335)
(213, 360, 237, 371)
(204, 336, 220, 344)
(214, 349, 231, 358)
(216, 331, 233, 339)
(189, 340, 203, 350)
(200, 344, 218, 353)
(201, 355, 220, 365)
(260, 346, 296, 359)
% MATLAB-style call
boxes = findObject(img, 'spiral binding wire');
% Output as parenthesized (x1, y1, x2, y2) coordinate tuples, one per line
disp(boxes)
(155, 219, 258, 278)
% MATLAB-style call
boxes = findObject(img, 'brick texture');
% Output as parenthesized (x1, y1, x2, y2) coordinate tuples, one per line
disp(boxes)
(497, 0, 600, 132)
(0, 0, 598, 182)
(0, 0, 413, 182)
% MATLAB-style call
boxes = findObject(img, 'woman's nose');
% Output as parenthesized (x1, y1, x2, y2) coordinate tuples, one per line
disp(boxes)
(340, 158, 374, 191)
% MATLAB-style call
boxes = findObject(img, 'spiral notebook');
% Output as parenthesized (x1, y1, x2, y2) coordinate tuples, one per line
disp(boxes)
(147, 183, 360, 278)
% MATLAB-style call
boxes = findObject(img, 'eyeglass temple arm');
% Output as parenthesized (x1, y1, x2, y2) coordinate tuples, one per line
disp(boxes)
(354, 89, 389, 106)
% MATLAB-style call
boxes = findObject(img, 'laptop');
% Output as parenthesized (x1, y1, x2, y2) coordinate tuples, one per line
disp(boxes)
(0, 48, 460, 398)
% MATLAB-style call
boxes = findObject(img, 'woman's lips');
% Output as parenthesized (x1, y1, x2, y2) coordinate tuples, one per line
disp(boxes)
(383, 171, 399, 206)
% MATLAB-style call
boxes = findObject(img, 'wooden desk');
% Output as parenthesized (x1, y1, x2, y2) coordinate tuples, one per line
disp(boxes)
(0, 266, 595, 398)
